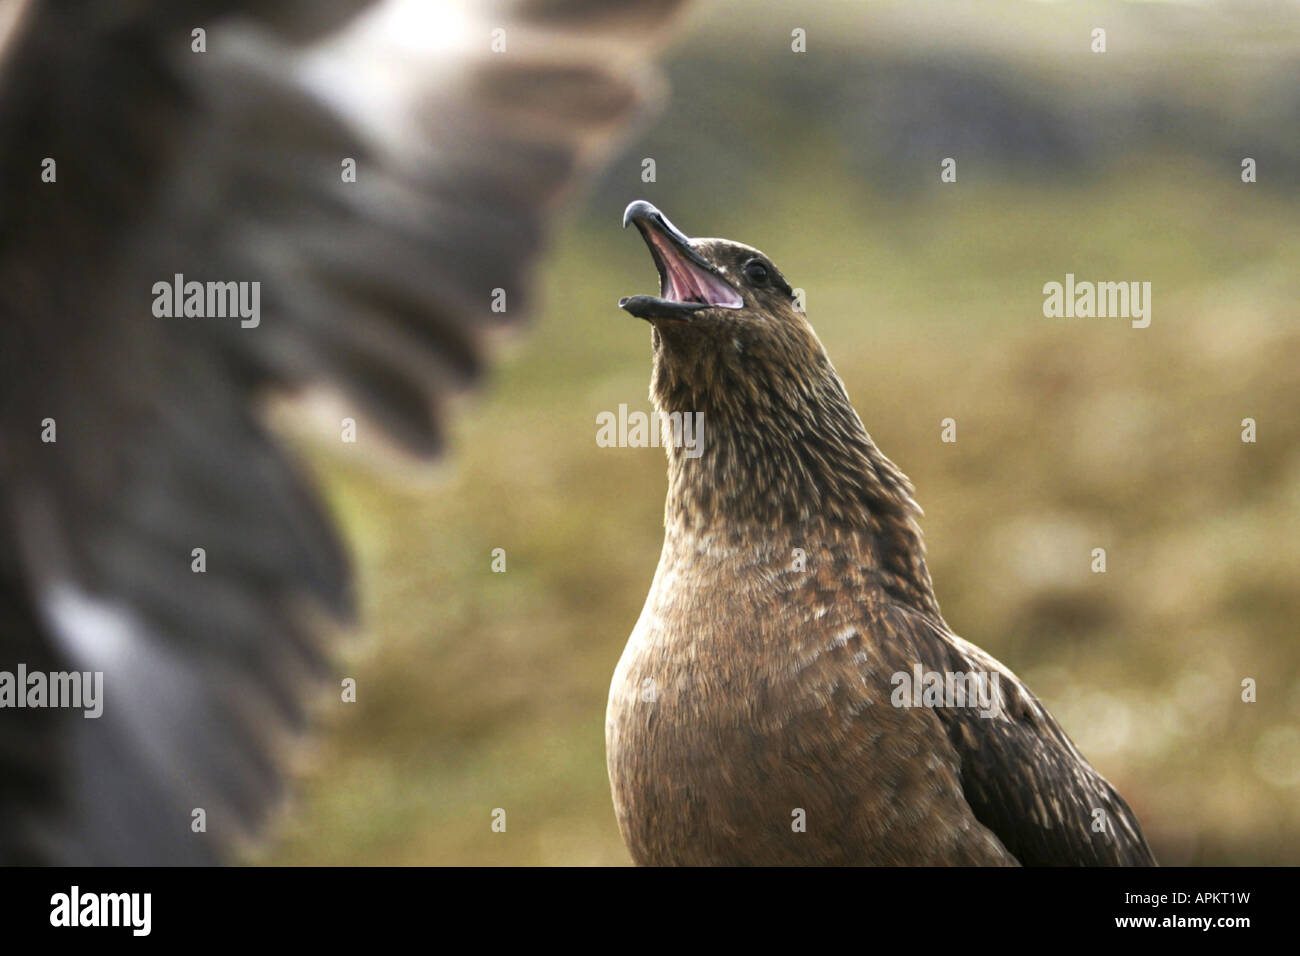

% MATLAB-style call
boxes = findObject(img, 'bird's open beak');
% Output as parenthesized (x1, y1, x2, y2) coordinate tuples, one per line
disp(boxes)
(618, 200, 743, 321)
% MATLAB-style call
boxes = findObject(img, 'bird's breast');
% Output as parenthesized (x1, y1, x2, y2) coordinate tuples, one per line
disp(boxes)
(604, 529, 921, 864)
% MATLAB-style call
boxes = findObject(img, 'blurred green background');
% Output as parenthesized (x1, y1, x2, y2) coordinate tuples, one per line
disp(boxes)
(267, 0, 1300, 865)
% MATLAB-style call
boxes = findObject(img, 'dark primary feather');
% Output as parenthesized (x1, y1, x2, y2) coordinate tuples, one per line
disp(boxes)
(0, 0, 686, 863)
(882, 603, 1156, 866)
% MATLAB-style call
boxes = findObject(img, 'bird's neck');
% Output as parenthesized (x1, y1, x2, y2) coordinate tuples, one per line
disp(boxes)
(653, 359, 942, 618)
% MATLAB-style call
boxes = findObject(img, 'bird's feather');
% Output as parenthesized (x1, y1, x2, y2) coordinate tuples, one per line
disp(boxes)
(0, 0, 687, 863)
(880, 603, 1156, 866)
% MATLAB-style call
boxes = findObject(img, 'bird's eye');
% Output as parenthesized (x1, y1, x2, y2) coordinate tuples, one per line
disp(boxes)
(743, 259, 769, 285)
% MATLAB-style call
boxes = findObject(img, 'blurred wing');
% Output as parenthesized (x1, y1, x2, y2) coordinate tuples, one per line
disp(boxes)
(0, 0, 687, 863)
(880, 604, 1157, 866)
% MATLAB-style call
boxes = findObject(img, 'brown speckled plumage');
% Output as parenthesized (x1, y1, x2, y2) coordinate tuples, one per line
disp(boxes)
(605, 202, 1156, 866)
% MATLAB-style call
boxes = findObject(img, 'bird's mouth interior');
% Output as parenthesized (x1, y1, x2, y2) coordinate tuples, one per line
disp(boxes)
(619, 202, 743, 320)
(644, 227, 743, 308)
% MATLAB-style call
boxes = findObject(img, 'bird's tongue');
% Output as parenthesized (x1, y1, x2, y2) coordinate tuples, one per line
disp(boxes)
(650, 230, 743, 307)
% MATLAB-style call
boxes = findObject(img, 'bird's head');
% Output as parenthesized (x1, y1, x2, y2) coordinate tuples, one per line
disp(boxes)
(619, 199, 799, 326)
(618, 200, 826, 413)
(616, 200, 932, 597)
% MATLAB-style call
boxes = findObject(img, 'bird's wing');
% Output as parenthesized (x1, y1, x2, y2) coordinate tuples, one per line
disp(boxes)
(0, 0, 687, 864)
(877, 603, 1157, 866)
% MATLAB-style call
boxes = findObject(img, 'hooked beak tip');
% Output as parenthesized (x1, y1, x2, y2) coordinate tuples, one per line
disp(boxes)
(623, 199, 658, 229)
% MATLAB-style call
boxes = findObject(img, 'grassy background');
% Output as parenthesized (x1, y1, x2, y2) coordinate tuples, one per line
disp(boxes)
(266, 1, 1300, 865)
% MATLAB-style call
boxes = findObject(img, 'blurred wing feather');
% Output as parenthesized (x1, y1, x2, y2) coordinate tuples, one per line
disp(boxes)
(0, 0, 687, 863)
